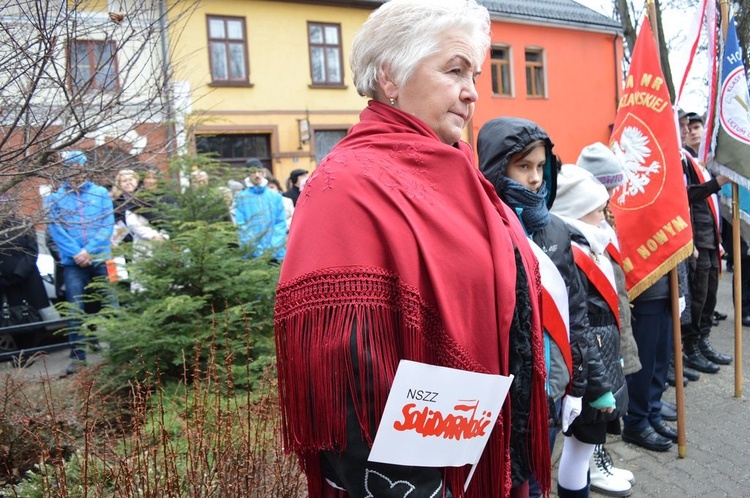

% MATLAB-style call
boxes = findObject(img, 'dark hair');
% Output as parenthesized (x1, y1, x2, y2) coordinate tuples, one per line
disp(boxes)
(268, 178, 284, 192)
(505, 138, 558, 207)
(140, 163, 160, 174)
(686, 113, 704, 125)
(510, 139, 546, 164)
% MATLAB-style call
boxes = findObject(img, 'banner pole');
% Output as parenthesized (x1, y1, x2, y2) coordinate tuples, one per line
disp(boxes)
(646, 0, 687, 458)
(717, 0, 742, 398)
(669, 267, 687, 457)
(732, 183, 743, 397)
(646, 0, 660, 47)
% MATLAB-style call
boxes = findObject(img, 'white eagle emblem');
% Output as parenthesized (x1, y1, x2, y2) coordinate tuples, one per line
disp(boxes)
(611, 126, 661, 204)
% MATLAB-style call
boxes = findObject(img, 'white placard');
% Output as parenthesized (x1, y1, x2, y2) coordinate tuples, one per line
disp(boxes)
(368, 360, 513, 491)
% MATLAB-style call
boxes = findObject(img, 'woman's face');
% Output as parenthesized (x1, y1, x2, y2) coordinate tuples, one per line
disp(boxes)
(385, 30, 480, 145)
(579, 202, 608, 226)
(118, 172, 139, 193)
(505, 145, 546, 193)
(142, 172, 158, 190)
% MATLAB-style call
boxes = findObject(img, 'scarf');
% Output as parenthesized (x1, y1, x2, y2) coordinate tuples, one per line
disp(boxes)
(499, 178, 551, 234)
(275, 100, 549, 498)
(563, 217, 613, 258)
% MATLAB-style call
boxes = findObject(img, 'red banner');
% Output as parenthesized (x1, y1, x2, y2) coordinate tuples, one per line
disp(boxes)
(609, 17, 693, 300)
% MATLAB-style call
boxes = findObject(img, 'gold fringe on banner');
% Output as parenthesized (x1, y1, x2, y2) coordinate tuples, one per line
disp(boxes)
(627, 241, 694, 301)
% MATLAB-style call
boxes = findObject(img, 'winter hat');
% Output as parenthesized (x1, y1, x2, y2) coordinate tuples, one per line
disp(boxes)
(685, 112, 704, 124)
(63, 150, 88, 166)
(551, 164, 610, 220)
(245, 157, 264, 171)
(576, 142, 625, 189)
(289, 168, 309, 185)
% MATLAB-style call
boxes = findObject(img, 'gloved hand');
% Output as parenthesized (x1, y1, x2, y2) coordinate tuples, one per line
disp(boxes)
(679, 296, 686, 314)
(561, 395, 582, 432)
(589, 391, 616, 412)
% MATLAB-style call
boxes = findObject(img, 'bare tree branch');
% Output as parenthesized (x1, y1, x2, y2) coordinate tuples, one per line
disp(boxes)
(0, 0, 196, 242)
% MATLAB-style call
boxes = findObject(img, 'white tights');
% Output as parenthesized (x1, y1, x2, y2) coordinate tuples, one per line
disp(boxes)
(557, 435, 594, 491)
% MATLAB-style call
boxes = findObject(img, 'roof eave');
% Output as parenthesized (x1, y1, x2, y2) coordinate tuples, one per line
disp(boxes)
(265, 0, 382, 9)
(490, 14, 622, 35)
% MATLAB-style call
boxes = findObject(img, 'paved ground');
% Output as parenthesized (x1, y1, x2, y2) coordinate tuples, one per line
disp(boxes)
(2, 269, 749, 497)
(551, 268, 750, 497)
(0, 337, 103, 379)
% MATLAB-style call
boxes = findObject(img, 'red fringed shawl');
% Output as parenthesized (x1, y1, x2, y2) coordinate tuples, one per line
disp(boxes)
(275, 100, 549, 498)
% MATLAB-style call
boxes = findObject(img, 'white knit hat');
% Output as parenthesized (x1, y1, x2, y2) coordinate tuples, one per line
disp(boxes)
(576, 142, 625, 189)
(551, 164, 610, 219)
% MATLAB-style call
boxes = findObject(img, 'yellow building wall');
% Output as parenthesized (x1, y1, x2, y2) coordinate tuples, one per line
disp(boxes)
(169, 0, 373, 183)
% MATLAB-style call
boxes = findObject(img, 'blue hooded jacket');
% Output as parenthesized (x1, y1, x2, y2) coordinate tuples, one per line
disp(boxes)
(234, 184, 287, 259)
(46, 181, 115, 266)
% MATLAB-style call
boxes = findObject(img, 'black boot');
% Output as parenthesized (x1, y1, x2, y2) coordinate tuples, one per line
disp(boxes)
(699, 336, 732, 365)
(683, 341, 720, 373)
(660, 400, 677, 421)
(558, 483, 590, 498)
(683, 364, 701, 381)
(666, 360, 688, 387)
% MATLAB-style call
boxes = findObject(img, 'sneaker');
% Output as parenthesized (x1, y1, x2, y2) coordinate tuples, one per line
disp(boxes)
(589, 444, 633, 497)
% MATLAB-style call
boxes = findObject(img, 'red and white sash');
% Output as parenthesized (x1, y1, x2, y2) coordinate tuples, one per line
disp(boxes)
(686, 153, 723, 270)
(571, 242, 621, 331)
(529, 239, 573, 378)
(686, 154, 722, 240)
(606, 242, 623, 269)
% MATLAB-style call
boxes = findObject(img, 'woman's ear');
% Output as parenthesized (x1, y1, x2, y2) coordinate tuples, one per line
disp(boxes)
(377, 68, 398, 101)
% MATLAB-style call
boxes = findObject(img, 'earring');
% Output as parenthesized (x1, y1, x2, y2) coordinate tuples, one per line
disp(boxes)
(389, 98, 396, 106)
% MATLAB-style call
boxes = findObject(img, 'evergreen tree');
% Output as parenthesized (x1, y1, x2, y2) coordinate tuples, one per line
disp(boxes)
(81, 156, 280, 391)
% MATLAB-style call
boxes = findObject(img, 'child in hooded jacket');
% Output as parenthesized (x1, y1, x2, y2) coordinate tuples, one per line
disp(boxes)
(550, 164, 629, 498)
(477, 118, 597, 496)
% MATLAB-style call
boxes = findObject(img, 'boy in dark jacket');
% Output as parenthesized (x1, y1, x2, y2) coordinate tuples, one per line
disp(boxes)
(679, 112, 732, 372)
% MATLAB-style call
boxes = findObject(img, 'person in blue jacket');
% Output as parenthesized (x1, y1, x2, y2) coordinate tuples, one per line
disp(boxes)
(234, 160, 287, 261)
(46, 150, 116, 376)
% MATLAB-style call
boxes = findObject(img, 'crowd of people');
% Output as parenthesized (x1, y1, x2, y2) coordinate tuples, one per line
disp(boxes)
(38, 149, 306, 376)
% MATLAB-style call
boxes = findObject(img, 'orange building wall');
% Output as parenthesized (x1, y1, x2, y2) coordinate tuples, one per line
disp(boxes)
(472, 21, 623, 164)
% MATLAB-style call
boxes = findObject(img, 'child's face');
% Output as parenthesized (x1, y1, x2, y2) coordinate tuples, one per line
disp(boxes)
(579, 202, 607, 226)
(505, 144, 546, 193)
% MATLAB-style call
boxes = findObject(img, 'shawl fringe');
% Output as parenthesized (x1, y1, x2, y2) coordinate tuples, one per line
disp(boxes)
(276, 266, 511, 497)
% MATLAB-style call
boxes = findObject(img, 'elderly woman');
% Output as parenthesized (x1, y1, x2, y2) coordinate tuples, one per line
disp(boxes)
(274, 1, 549, 497)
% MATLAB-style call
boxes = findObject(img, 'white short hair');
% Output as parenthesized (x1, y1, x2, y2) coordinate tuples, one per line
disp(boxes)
(351, 0, 490, 99)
